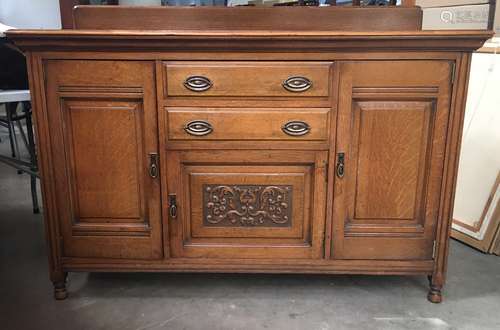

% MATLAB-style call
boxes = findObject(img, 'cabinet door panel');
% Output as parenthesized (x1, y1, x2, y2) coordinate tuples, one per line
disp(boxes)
(65, 100, 145, 222)
(349, 101, 432, 224)
(333, 61, 452, 260)
(45, 60, 162, 259)
(167, 150, 327, 259)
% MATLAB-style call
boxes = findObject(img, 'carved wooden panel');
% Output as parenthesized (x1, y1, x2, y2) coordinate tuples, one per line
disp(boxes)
(203, 184, 293, 227)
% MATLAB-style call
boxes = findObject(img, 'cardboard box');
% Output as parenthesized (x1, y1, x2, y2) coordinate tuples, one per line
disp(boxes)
(416, 0, 489, 8)
(422, 4, 490, 30)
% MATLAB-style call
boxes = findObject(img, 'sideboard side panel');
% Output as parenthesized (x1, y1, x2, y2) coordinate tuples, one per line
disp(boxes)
(431, 53, 473, 292)
(26, 53, 67, 285)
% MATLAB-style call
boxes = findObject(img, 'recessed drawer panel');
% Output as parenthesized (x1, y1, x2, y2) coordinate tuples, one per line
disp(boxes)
(164, 61, 332, 98)
(166, 108, 330, 141)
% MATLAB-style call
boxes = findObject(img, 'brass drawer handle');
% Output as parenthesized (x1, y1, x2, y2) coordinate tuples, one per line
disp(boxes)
(148, 152, 159, 179)
(336, 152, 345, 179)
(282, 76, 312, 92)
(183, 76, 213, 92)
(184, 120, 213, 136)
(168, 194, 177, 219)
(282, 121, 310, 137)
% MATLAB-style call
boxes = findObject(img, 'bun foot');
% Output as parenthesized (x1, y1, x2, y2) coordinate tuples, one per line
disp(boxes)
(427, 287, 442, 303)
(54, 281, 68, 300)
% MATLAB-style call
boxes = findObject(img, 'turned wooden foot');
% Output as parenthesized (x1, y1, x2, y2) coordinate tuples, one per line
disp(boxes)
(427, 275, 443, 303)
(427, 286, 442, 303)
(53, 273, 68, 300)
(54, 282, 68, 300)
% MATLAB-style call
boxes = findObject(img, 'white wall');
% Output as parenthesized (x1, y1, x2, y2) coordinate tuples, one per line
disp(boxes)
(0, 0, 61, 29)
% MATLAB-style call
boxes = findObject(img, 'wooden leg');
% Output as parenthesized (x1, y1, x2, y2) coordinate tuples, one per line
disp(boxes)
(53, 272, 68, 300)
(427, 275, 443, 303)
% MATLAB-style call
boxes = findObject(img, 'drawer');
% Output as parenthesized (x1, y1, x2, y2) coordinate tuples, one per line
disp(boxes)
(164, 61, 332, 98)
(166, 108, 330, 141)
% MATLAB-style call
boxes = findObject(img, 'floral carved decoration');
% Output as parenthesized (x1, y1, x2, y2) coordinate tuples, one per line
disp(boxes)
(203, 185, 292, 227)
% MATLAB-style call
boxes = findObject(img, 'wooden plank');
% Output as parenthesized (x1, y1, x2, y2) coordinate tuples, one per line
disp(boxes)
(403, 0, 416, 6)
(73, 6, 423, 31)
(59, 0, 79, 29)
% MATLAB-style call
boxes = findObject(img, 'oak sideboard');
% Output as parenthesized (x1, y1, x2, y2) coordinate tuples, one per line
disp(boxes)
(7, 6, 492, 302)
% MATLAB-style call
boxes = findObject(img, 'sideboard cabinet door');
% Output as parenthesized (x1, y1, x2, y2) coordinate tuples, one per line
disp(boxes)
(165, 150, 328, 259)
(44, 60, 162, 259)
(333, 61, 453, 260)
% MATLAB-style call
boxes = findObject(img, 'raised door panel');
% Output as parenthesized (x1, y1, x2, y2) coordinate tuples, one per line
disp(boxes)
(348, 101, 432, 226)
(44, 60, 162, 259)
(333, 61, 452, 260)
(64, 100, 144, 222)
(166, 150, 327, 259)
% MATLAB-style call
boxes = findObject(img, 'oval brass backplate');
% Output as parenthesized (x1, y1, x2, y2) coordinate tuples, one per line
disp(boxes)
(183, 76, 213, 92)
(282, 76, 312, 92)
(282, 121, 311, 136)
(184, 120, 213, 136)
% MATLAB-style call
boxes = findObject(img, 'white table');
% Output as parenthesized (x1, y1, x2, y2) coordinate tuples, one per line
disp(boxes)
(0, 90, 30, 103)
(0, 89, 39, 213)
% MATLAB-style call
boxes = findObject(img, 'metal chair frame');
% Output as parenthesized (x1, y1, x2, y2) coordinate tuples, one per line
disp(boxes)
(0, 100, 40, 213)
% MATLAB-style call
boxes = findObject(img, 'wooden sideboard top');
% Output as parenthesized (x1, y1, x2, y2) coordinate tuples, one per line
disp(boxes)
(6, 29, 494, 52)
(6, 6, 493, 52)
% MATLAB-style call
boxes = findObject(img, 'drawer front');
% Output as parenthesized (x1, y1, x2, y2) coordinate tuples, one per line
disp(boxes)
(167, 108, 330, 141)
(164, 61, 332, 98)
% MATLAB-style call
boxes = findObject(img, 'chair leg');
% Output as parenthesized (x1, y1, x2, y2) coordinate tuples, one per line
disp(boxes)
(7, 117, 17, 158)
(3, 102, 16, 157)
(23, 102, 40, 214)
(30, 175, 40, 214)
(16, 119, 30, 154)
(21, 102, 37, 161)
(6, 103, 22, 171)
